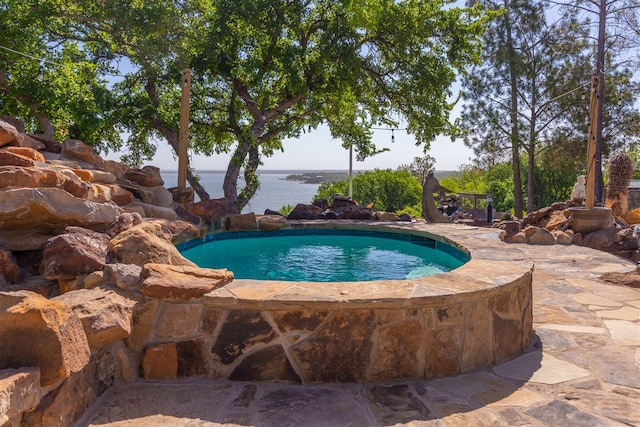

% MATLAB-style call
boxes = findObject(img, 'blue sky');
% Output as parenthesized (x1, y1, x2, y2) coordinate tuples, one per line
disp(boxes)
(106, 121, 475, 173)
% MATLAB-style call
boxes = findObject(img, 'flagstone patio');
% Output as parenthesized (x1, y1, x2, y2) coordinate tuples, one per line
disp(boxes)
(76, 224, 639, 427)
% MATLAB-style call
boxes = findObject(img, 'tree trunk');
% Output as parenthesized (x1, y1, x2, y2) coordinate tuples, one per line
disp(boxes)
(223, 141, 245, 214)
(223, 138, 262, 214)
(152, 120, 211, 201)
(504, 0, 524, 217)
(527, 146, 535, 212)
(36, 112, 54, 137)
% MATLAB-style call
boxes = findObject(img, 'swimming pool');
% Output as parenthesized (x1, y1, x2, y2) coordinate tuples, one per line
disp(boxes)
(179, 229, 469, 281)
(167, 222, 532, 383)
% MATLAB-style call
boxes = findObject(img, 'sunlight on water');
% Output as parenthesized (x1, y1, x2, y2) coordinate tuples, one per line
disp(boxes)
(181, 235, 465, 282)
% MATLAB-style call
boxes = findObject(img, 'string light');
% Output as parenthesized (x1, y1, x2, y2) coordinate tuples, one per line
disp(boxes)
(0, 44, 125, 78)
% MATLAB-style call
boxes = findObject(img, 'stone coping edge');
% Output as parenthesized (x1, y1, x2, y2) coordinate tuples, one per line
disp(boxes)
(195, 221, 534, 310)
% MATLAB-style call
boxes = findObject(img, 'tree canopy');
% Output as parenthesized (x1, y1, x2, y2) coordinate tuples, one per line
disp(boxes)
(461, 0, 639, 214)
(1, 0, 492, 212)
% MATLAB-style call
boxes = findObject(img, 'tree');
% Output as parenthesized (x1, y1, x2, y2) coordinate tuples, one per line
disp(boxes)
(462, 0, 639, 213)
(550, 0, 640, 201)
(33, 0, 491, 213)
(0, 1, 120, 147)
(461, 0, 588, 215)
(397, 154, 436, 185)
(316, 169, 422, 213)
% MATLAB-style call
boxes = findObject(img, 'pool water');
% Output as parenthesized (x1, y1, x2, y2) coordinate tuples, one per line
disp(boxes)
(181, 234, 466, 282)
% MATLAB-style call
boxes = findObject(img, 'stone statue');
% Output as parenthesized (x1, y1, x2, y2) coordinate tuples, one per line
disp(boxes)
(570, 175, 586, 204)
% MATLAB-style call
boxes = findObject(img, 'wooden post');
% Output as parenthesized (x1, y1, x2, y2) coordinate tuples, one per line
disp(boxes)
(585, 76, 599, 209)
(348, 145, 353, 199)
(178, 69, 191, 189)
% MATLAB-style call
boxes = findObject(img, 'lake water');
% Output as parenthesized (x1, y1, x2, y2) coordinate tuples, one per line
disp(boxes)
(161, 171, 322, 213)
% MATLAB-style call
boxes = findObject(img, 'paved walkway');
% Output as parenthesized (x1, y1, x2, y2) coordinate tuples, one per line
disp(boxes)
(77, 227, 639, 427)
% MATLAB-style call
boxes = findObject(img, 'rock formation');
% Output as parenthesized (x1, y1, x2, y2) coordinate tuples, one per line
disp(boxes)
(0, 116, 243, 425)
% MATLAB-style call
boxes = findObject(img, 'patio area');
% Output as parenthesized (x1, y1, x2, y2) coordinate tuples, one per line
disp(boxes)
(76, 224, 639, 427)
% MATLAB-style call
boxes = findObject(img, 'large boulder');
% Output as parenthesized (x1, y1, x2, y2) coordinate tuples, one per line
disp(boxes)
(0, 116, 24, 132)
(27, 134, 62, 153)
(125, 201, 178, 220)
(494, 220, 521, 237)
(184, 198, 235, 225)
(528, 227, 556, 245)
(140, 263, 233, 300)
(61, 139, 100, 164)
(226, 213, 257, 231)
(121, 166, 164, 187)
(90, 170, 117, 185)
(376, 211, 400, 221)
(108, 223, 196, 267)
(0, 368, 41, 426)
(0, 291, 90, 387)
(39, 227, 110, 281)
(142, 219, 205, 244)
(0, 188, 121, 233)
(3, 147, 45, 163)
(287, 203, 324, 220)
(103, 263, 142, 290)
(167, 186, 194, 204)
(0, 166, 63, 189)
(53, 288, 135, 348)
(582, 226, 618, 251)
(60, 172, 93, 199)
(11, 134, 44, 150)
(115, 182, 154, 204)
(257, 215, 289, 231)
(97, 159, 127, 179)
(522, 206, 552, 227)
(330, 198, 375, 220)
(0, 120, 19, 147)
(0, 149, 35, 167)
(104, 184, 134, 206)
(21, 347, 121, 427)
(103, 212, 143, 239)
(0, 230, 54, 251)
(149, 186, 173, 207)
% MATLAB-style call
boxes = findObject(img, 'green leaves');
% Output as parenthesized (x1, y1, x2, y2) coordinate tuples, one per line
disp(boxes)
(316, 169, 422, 213)
(2, 0, 491, 210)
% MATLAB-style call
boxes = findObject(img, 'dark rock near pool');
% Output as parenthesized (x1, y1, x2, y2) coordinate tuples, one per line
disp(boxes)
(263, 208, 282, 216)
(184, 197, 235, 226)
(287, 203, 324, 220)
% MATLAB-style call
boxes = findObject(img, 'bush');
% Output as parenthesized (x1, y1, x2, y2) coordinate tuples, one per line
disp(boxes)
(315, 169, 422, 213)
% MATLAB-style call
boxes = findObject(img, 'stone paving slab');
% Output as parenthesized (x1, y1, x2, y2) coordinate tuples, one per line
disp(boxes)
(77, 225, 640, 427)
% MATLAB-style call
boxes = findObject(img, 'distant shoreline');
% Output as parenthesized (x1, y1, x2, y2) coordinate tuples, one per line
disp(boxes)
(161, 169, 457, 184)
(162, 169, 457, 175)
(161, 169, 363, 174)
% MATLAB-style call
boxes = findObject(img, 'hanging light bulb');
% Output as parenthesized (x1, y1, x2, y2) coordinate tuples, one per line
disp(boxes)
(391, 128, 395, 143)
(36, 67, 44, 82)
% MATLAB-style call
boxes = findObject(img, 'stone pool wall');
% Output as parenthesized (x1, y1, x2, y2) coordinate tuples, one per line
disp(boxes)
(138, 273, 532, 383)
(137, 224, 534, 383)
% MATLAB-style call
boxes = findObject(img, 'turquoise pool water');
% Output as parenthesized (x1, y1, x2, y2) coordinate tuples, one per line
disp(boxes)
(180, 231, 468, 282)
